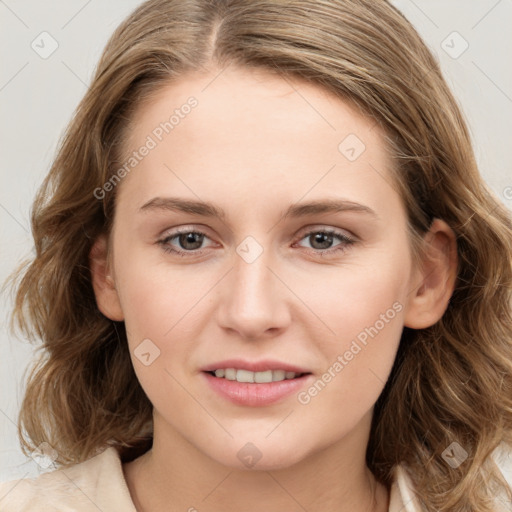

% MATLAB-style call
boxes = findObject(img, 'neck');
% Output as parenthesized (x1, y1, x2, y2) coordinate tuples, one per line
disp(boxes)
(123, 413, 389, 512)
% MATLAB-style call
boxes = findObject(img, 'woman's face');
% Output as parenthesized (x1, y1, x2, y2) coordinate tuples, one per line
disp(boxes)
(102, 66, 421, 469)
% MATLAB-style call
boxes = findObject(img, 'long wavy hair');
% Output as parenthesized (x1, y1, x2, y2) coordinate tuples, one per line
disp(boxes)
(4, 0, 512, 510)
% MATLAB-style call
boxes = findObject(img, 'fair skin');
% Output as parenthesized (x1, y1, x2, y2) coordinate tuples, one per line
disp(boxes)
(90, 66, 457, 512)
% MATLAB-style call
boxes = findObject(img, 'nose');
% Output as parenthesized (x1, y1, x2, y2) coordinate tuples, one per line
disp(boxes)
(215, 244, 291, 341)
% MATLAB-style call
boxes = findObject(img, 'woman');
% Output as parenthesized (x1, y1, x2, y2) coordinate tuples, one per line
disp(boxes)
(1, 0, 511, 511)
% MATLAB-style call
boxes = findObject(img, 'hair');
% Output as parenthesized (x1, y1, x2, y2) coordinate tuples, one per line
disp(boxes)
(4, 0, 512, 510)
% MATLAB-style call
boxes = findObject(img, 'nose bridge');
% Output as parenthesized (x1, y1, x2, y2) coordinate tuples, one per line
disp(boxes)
(232, 236, 275, 311)
(216, 235, 289, 338)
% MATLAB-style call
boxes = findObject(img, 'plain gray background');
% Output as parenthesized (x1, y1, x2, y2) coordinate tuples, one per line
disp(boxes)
(1, 0, 511, 481)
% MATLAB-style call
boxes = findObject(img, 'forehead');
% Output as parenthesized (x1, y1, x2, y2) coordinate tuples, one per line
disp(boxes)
(116, 66, 401, 220)
(125, 65, 384, 154)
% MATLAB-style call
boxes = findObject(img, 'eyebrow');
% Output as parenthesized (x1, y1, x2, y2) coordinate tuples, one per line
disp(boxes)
(139, 197, 378, 220)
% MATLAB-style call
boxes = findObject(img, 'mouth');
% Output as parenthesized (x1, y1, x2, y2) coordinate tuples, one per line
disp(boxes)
(204, 368, 311, 383)
(201, 368, 314, 406)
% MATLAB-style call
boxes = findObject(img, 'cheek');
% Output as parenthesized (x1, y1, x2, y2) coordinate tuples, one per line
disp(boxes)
(113, 253, 204, 404)
(294, 298, 404, 441)
(293, 246, 409, 402)
(296, 239, 409, 344)
(113, 245, 208, 339)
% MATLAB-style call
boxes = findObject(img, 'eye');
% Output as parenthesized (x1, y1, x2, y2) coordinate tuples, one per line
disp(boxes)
(295, 228, 355, 256)
(157, 226, 356, 258)
(157, 228, 215, 257)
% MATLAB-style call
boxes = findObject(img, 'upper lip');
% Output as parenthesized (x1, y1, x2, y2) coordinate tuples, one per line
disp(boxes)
(201, 359, 311, 374)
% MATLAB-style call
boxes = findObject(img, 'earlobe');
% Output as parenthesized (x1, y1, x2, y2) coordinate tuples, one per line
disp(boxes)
(404, 219, 458, 329)
(89, 234, 124, 321)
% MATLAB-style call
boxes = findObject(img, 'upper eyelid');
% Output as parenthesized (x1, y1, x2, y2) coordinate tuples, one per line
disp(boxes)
(160, 225, 355, 247)
(296, 225, 354, 238)
(160, 224, 353, 238)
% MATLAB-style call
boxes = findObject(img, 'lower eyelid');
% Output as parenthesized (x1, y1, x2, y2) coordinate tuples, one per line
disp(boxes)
(158, 229, 354, 255)
(161, 231, 214, 248)
(286, 226, 351, 254)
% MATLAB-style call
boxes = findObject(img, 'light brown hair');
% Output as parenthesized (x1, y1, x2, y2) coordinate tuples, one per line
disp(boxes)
(5, 1, 512, 510)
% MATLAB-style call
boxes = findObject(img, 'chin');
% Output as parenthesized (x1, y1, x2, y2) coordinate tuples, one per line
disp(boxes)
(205, 438, 309, 471)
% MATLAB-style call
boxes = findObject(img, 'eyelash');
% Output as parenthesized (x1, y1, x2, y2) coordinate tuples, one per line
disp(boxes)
(157, 227, 355, 258)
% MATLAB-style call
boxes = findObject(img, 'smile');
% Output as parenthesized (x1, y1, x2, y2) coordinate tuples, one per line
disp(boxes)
(202, 371, 313, 407)
(208, 368, 306, 383)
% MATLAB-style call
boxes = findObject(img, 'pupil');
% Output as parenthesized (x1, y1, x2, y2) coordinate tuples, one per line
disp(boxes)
(177, 232, 334, 251)
(312, 232, 332, 249)
(180, 232, 203, 250)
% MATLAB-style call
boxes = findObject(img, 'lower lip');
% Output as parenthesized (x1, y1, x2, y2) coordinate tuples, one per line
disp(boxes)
(202, 372, 313, 407)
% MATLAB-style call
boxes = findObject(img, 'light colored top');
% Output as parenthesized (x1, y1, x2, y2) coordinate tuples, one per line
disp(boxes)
(0, 444, 511, 511)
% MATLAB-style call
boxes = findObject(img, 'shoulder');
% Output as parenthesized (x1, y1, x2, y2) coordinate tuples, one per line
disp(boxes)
(390, 441, 512, 512)
(0, 446, 137, 512)
(493, 441, 512, 484)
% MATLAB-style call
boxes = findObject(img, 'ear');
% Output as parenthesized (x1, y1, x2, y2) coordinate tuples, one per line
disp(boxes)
(404, 219, 458, 329)
(89, 234, 124, 321)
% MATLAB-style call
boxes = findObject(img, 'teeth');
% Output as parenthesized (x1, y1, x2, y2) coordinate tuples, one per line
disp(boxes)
(212, 368, 301, 383)
(225, 368, 236, 380)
